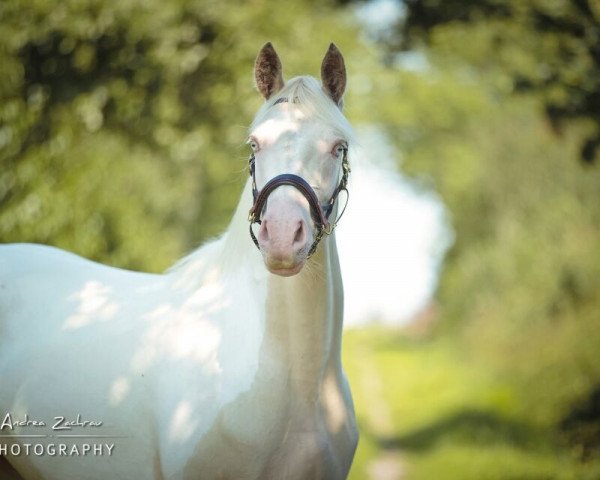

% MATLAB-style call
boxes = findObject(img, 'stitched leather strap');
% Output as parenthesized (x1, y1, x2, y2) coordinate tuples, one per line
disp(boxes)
(248, 174, 331, 230)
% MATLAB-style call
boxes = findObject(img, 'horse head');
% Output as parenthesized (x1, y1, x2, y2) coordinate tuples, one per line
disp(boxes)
(248, 43, 352, 276)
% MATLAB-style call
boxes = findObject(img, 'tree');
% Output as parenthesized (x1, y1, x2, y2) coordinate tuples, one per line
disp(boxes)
(395, 0, 600, 163)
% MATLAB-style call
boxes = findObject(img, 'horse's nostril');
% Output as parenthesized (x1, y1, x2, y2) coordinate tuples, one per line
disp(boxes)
(259, 220, 270, 243)
(293, 221, 305, 246)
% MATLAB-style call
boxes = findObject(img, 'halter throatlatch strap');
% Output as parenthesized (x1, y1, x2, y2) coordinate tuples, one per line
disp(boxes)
(247, 147, 350, 257)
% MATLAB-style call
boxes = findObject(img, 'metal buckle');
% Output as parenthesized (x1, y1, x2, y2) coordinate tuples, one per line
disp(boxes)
(323, 223, 335, 235)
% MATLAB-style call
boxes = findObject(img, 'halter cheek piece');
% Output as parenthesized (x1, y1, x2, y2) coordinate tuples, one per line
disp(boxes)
(247, 147, 350, 258)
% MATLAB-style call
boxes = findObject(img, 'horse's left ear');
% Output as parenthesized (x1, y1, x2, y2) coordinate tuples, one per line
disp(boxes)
(321, 43, 346, 108)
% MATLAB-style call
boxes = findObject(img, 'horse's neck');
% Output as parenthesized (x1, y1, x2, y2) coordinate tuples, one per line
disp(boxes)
(180, 180, 345, 399)
(264, 235, 344, 404)
(229, 180, 345, 397)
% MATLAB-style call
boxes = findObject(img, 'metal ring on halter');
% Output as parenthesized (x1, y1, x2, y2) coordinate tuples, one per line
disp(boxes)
(247, 147, 350, 257)
(322, 187, 349, 235)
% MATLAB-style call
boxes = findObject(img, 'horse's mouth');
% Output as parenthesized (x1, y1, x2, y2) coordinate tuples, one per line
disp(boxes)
(264, 256, 305, 277)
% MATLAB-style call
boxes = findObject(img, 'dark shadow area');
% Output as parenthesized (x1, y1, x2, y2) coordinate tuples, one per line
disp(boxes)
(375, 409, 543, 452)
(560, 383, 600, 461)
(0, 455, 25, 480)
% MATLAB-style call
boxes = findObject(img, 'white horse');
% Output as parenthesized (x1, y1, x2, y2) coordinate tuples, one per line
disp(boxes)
(0, 43, 358, 480)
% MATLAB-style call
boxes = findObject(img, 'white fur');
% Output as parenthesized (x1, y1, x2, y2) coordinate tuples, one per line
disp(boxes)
(0, 76, 357, 480)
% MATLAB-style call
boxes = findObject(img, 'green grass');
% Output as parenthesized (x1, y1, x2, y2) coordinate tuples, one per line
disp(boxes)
(342, 327, 600, 480)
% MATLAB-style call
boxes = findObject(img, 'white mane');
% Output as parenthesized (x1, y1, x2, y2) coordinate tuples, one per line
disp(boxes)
(166, 181, 256, 285)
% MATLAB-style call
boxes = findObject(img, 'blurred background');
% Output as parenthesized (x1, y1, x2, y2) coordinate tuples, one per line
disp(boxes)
(1, 0, 600, 478)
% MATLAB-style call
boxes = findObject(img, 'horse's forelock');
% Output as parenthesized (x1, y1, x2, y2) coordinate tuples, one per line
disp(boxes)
(251, 76, 354, 142)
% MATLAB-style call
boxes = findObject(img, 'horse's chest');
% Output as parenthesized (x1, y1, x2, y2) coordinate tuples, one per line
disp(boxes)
(258, 425, 355, 480)
(180, 381, 356, 480)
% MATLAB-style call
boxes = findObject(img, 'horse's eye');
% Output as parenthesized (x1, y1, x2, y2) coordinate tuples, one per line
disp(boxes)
(333, 143, 347, 157)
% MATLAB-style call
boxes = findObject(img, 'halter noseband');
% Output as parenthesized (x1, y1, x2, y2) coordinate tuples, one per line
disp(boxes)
(247, 147, 350, 258)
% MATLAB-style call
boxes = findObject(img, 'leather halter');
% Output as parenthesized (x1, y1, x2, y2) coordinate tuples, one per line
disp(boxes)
(247, 146, 350, 258)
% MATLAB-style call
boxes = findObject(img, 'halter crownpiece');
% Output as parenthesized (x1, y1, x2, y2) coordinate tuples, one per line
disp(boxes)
(247, 146, 350, 258)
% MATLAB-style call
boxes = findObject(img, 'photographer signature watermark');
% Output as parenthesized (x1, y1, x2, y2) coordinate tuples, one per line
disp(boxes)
(1, 413, 103, 431)
(0, 413, 125, 457)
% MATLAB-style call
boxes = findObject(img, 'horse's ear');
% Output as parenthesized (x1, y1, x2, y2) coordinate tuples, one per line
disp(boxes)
(255, 42, 285, 100)
(321, 43, 346, 108)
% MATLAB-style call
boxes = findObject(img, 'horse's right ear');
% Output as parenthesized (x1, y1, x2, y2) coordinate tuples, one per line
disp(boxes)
(321, 43, 346, 108)
(255, 42, 285, 100)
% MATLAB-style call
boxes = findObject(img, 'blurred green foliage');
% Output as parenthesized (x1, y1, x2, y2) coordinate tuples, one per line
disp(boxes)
(344, 328, 600, 479)
(396, 0, 600, 163)
(349, 0, 600, 476)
